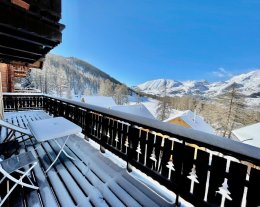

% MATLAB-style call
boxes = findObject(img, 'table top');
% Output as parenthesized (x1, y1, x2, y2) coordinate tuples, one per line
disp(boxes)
(28, 117, 82, 142)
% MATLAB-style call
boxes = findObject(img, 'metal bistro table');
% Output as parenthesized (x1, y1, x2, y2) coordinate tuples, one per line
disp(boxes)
(28, 117, 82, 173)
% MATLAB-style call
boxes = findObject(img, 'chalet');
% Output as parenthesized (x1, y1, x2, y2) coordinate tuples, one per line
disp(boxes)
(231, 122, 260, 148)
(81, 96, 117, 108)
(164, 110, 215, 134)
(111, 104, 155, 119)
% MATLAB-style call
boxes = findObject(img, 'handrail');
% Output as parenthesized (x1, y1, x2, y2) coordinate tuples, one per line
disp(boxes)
(46, 95, 260, 164)
(3, 93, 260, 207)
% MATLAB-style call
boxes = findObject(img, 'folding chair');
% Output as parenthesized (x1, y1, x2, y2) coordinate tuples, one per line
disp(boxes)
(0, 151, 38, 206)
(0, 120, 33, 143)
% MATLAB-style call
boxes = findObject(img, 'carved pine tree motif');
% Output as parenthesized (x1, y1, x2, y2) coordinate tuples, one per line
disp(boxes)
(150, 148, 157, 169)
(187, 165, 199, 194)
(115, 132, 119, 143)
(166, 160, 175, 180)
(216, 178, 232, 207)
(124, 137, 129, 148)
(136, 141, 142, 161)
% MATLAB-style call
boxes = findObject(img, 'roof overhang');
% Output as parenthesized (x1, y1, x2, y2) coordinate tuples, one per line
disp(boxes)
(0, 0, 65, 69)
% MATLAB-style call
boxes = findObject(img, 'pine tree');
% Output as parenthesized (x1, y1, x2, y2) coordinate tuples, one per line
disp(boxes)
(220, 82, 246, 138)
(135, 88, 142, 104)
(114, 84, 129, 105)
(99, 79, 114, 96)
(156, 81, 172, 120)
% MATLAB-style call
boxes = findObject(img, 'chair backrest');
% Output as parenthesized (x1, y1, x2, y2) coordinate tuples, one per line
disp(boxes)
(0, 120, 32, 136)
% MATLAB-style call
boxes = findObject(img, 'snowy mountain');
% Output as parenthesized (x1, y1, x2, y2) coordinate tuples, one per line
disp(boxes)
(137, 70, 260, 98)
(21, 54, 124, 96)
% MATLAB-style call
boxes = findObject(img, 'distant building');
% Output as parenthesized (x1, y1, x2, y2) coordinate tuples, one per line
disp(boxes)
(82, 96, 117, 108)
(231, 122, 260, 148)
(111, 104, 155, 119)
(164, 110, 215, 134)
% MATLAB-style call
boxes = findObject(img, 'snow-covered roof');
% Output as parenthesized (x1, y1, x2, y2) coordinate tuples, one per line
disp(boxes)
(232, 122, 260, 148)
(164, 110, 215, 134)
(111, 104, 155, 119)
(83, 96, 117, 108)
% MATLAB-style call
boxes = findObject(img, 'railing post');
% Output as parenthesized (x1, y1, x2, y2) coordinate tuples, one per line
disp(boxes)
(174, 140, 186, 207)
(100, 116, 108, 154)
(84, 111, 92, 142)
(126, 124, 135, 172)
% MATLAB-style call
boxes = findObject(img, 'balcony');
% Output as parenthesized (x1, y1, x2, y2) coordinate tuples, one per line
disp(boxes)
(1, 93, 260, 207)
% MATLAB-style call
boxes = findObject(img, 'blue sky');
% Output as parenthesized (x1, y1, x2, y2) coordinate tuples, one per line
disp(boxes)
(52, 0, 260, 86)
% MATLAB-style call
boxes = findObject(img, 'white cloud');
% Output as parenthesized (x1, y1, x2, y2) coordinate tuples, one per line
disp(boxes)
(212, 68, 233, 78)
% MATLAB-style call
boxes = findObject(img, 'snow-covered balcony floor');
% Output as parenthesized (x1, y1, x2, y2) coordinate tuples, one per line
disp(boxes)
(1, 111, 176, 207)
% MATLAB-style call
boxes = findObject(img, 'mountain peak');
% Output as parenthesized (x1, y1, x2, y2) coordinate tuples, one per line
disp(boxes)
(137, 70, 260, 98)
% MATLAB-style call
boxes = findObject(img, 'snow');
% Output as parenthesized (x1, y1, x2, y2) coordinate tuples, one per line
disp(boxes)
(232, 122, 260, 148)
(3, 92, 43, 96)
(110, 104, 155, 119)
(139, 98, 159, 118)
(164, 110, 215, 134)
(89, 139, 193, 207)
(80, 96, 117, 108)
(28, 117, 82, 141)
(245, 97, 260, 108)
(136, 70, 260, 105)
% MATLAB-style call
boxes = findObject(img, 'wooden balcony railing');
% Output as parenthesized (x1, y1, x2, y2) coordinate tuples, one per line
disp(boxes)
(3, 93, 260, 207)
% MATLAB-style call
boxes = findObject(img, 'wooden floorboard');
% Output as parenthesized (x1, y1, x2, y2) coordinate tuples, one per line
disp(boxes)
(0, 111, 175, 207)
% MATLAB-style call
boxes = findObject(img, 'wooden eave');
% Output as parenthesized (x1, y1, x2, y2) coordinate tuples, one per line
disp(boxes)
(0, 0, 65, 69)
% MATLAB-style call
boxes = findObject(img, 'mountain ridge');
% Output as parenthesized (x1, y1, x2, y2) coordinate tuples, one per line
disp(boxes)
(136, 70, 260, 98)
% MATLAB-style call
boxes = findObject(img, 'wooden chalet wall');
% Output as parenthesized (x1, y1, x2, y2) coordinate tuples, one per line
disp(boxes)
(0, 63, 31, 92)
(166, 117, 192, 128)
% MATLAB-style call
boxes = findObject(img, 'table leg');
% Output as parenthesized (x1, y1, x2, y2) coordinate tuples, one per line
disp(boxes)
(45, 135, 71, 173)
(54, 138, 75, 160)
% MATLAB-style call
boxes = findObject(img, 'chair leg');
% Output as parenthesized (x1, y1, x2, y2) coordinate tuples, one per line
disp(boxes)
(0, 175, 6, 184)
(0, 162, 38, 206)
(15, 169, 35, 186)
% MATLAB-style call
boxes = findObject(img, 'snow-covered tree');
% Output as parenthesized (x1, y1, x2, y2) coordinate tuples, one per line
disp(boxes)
(99, 79, 114, 96)
(114, 84, 129, 105)
(156, 82, 172, 120)
(220, 82, 246, 138)
(135, 88, 142, 104)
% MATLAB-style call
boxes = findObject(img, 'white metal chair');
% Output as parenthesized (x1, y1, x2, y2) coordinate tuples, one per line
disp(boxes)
(0, 119, 33, 143)
(0, 151, 38, 206)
